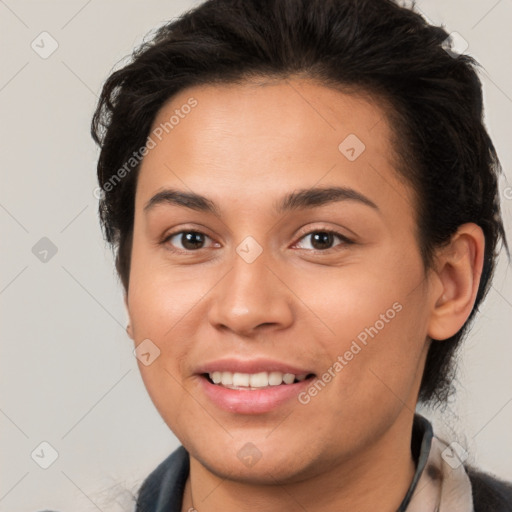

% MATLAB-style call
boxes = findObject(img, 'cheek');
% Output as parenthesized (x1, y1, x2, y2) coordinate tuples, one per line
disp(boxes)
(127, 233, 209, 336)
(126, 243, 198, 404)
(129, 276, 198, 433)
(300, 252, 429, 399)
(298, 248, 422, 344)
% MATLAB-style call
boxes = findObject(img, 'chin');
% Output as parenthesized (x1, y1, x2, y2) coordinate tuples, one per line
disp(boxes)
(191, 445, 320, 486)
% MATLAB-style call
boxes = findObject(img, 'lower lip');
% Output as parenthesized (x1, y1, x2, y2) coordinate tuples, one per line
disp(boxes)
(198, 375, 315, 414)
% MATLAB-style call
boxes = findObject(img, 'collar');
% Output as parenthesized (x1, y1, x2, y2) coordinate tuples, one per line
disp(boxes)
(401, 415, 474, 511)
(397, 413, 434, 510)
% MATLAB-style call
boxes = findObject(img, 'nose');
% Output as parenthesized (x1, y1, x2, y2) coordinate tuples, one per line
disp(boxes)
(207, 248, 295, 337)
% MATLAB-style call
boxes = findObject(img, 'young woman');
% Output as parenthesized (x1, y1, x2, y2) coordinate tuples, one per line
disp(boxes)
(90, 0, 512, 510)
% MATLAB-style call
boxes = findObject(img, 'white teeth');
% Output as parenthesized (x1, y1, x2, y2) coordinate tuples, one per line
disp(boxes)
(232, 372, 250, 387)
(282, 373, 295, 384)
(249, 372, 268, 387)
(268, 371, 283, 386)
(221, 371, 233, 385)
(207, 371, 311, 388)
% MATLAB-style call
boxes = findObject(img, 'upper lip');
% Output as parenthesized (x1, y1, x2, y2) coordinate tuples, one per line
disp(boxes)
(196, 358, 315, 376)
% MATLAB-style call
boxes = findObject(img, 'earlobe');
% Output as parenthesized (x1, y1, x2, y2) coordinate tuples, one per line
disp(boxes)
(124, 294, 133, 339)
(427, 223, 485, 341)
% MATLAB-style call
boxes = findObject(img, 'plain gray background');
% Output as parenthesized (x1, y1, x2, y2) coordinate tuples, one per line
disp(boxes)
(1, 1, 511, 510)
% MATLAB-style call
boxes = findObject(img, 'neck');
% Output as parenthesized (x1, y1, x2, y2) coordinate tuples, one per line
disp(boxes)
(182, 411, 418, 512)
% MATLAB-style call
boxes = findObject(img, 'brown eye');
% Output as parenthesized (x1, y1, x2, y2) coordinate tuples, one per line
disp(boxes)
(163, 230, 214, 251)
(295, 230, 352, 252)
(310, 232, 335, 250)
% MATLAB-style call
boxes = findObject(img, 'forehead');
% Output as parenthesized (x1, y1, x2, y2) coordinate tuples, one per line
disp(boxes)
(136, 78, 411, 217)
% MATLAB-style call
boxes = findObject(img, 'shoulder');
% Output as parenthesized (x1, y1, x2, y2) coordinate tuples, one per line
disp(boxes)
(466, 465, 512, 512)
(135, 445, 189, 512)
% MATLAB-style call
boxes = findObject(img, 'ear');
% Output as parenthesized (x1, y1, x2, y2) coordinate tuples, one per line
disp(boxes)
(427, 223, 485, 341)
(124, 293, 133, 339)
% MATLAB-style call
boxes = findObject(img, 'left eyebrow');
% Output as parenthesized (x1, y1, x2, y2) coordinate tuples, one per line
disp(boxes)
(274, 185, 379, 214)
(143, 185, 379, 216)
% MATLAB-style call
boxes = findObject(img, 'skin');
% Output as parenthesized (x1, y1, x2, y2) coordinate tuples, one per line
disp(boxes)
(124, 78, 485, 511)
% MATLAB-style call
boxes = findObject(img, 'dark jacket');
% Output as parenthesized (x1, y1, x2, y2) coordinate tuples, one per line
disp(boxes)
(467, 466, 512, 512)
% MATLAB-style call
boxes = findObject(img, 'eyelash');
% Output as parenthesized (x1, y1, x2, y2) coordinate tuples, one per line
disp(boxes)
(160, 227, 353, 254)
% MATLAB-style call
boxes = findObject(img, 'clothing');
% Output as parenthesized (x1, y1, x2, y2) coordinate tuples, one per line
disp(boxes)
(135, 414, 512, 511)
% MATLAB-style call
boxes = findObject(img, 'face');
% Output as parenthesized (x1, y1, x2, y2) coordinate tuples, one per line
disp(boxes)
(126, 78, 436, 484)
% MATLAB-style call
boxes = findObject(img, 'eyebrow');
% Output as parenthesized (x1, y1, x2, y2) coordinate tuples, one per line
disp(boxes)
(143, 186, 379, 216)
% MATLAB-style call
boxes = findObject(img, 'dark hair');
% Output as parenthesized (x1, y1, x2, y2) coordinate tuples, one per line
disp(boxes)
(91, 0, 508, 404)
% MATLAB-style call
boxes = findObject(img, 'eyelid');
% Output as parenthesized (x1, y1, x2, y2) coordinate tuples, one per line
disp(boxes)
(291, 225, 353, 252)
(161, 224, 354, 253)
(160, 226, 218, 253)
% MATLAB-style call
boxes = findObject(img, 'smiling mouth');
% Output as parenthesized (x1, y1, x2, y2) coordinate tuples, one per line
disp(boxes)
(202, 371, 316, 390)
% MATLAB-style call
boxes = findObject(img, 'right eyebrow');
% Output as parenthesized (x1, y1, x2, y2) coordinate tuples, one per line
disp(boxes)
(144, 189, 221, 216)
